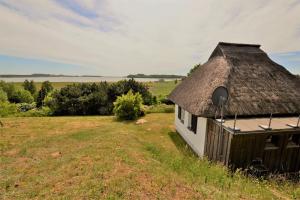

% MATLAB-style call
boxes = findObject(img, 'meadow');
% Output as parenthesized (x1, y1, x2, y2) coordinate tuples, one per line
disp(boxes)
(1, 114, 299, 199)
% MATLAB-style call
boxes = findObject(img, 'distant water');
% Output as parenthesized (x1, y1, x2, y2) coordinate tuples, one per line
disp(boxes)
(0, 76, 178, 82)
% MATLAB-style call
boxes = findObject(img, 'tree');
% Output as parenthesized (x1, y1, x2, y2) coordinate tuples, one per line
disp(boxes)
(113, 90, 144, 120)
(0, 81, 16, 102)
(49, 80, 155, 116)
(36, 81, 54, 107)
(108, 79, 156, 105)
(10, 89, 34, 103)
(23, 80, 36, 95)
(187, 63, 202, 76)
(51, 82, 112, 115)
(41, 81, 54, 93)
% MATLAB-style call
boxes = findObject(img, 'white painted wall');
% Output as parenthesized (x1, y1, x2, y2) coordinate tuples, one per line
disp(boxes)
(174, 104, 207, 157)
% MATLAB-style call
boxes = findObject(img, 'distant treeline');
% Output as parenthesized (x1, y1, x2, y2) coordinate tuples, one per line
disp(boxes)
(127, 74, 185, 79)
(0, 74, 102, 78)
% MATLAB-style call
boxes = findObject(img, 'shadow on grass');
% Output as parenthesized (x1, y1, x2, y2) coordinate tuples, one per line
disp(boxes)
(168, 131, 198, 158)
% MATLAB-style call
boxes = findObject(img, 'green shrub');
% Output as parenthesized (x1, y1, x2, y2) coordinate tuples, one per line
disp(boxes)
(45, 79, 155, 116)
(52, 82, 112, 115)
(43, 91, 56, 108)
(17, 107, 52, 117)
(0, 89, 8, 102)
(17, 103, 36, 112)
(10, 89, 34, 103)
(144, 104, 174, 113)
(113, 90, 144, 120)
(0, 102, 18, 117)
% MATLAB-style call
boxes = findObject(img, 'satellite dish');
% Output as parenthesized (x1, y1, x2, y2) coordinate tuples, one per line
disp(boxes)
(212, 86, 229, 107)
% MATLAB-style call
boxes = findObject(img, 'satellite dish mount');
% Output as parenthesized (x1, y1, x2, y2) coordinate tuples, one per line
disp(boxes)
(212, 86, 229, 157)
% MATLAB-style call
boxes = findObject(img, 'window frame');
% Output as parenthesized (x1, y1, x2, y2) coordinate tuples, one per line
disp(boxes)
(178, 106, 182, 120)
(187, 113, 192, 130)
(177, 106, 185, 123)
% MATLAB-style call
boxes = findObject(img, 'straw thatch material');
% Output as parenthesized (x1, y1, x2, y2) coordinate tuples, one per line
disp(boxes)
(168, 42, 300, 117)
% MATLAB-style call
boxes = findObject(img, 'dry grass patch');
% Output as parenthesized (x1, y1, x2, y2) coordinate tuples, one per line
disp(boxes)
(0, 114, 299, 199)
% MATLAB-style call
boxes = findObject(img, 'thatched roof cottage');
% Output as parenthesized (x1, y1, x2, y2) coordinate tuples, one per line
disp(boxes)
(168, 42, 300, 173)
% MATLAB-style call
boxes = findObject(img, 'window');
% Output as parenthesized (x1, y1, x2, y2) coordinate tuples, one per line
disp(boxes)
(187, 113, 197, 133)
(191, 115, 198, 134)
(177, 106, 185, 123)
(178, 106, 182, 119)
(264, 135, 279, 150)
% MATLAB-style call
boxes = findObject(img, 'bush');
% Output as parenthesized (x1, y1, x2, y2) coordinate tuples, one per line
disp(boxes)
(43, 91, 56, 108)
(113, 90, 144, 120)
(0, 102, 18, 117)
(17, 103, 36, 112)
(0, 89, 8, 102)
(51, 82, 112, 115)
(50, 80, 155, 116)
(10, 89, 34, 103)
(17, 107, 52, 117)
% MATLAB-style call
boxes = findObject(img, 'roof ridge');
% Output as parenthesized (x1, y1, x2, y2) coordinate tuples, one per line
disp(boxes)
(218, 42, 261, 48)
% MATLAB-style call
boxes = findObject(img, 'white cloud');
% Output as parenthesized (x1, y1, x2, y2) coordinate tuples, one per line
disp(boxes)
(0, 0, 299, 75)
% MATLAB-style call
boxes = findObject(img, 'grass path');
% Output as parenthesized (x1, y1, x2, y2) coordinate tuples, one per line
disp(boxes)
(0, 114, 299, 199)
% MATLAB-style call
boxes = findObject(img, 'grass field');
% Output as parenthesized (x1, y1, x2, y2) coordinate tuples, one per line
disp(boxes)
(148, 81, 179, 98)
(12, 82, 81, 90)
(1, 113, 299, 199)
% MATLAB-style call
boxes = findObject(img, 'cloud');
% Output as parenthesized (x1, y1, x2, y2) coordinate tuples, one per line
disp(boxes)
(0, 0, 299, 75)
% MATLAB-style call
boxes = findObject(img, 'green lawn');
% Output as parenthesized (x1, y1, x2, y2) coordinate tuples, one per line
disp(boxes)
(1, 113, 299, 199)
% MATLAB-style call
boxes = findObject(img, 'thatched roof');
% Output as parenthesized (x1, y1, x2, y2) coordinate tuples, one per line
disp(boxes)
(168, 42, 300, 117)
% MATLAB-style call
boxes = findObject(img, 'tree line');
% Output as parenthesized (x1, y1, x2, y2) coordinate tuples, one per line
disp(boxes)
(0, 79, 156, 117)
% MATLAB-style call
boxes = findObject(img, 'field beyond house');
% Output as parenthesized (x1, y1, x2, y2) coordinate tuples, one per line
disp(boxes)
(1, 114, 299, 199)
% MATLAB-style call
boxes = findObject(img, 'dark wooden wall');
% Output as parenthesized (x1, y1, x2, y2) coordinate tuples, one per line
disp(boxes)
(204, 119, 300, 172)
(204, 119, 232, 165)
(229, 131, 300, 172)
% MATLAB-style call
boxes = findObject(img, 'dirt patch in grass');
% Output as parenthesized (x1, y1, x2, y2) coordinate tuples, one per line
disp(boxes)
(3, 148, 19, 156)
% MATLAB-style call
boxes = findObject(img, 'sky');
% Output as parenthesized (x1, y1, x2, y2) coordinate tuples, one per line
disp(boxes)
(0, 0, 299, 76)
